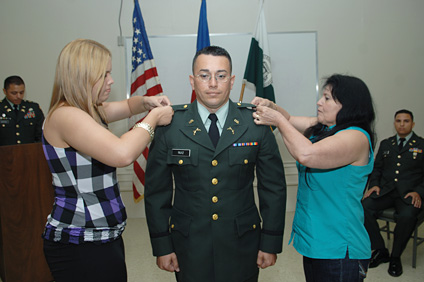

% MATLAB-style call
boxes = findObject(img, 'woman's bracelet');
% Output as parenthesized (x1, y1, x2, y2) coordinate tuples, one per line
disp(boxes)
(133, 122, 154, 142)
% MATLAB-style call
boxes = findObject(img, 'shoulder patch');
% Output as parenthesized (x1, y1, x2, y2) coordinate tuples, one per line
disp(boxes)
(172, 104, 190, 111)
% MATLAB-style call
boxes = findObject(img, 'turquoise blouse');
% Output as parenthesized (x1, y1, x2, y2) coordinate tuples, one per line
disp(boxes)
(290, 127, 373, 259)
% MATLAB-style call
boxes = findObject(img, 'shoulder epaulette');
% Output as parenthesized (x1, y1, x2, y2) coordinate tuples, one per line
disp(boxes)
(235, 102, 255, 109)
(23, 100, 37, 104)
(389, 136, 396, 141)
(172, 104, 190, 111)
(414, 134, 424, 140)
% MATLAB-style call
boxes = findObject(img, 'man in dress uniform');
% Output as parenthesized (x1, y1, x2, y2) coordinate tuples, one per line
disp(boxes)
(363, 109, 424, 277)
(145, 46, 287, 282)
(0, 75, 44, 146)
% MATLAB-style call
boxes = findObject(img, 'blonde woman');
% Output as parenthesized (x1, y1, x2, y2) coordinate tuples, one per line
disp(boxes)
(42, 39, 173, 282)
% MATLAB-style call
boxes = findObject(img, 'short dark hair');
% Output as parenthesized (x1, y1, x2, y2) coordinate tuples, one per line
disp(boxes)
(192, 46, 232, 73)
(306, 74, 376, 148)
(4, 75, 25, 90)
(395, 109, 413, 121)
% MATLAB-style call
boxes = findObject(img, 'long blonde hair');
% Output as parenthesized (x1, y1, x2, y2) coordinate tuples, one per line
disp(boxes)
(48, 39, 111, 124)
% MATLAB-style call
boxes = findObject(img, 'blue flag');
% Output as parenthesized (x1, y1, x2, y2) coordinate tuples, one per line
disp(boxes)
(197, 0, 210, 51)
(191, 0, 210, 102)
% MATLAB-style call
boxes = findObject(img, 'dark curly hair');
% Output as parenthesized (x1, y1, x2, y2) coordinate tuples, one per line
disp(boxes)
(305, 74, 376, 149)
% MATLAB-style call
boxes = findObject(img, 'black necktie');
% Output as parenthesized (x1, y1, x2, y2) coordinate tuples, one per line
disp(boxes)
(13, 104, 19, 115)
(208, 114, 220, 147)
(398, 138, 405, 151)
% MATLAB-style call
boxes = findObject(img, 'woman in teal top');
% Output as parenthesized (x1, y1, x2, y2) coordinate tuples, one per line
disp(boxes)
(251, 74, 376, 281)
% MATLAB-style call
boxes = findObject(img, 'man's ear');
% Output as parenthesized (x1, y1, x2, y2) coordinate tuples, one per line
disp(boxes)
(189, 75, 195, 91)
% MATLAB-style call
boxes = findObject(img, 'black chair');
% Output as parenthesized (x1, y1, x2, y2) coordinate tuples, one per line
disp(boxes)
(378, 207, 424, 268)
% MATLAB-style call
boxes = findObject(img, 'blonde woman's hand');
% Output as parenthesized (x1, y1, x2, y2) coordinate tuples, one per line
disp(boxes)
(150, 105, 174, 126)
(144, 95, 171, 110)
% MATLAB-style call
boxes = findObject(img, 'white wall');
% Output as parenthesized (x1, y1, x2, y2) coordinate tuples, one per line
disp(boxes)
(1, 0, 423, 217)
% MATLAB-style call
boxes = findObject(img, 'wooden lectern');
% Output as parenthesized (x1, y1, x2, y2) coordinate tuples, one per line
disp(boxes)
(0, 143, 54, 282)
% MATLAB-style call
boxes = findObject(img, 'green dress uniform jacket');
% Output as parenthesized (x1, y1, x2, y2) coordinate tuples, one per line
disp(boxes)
(0, 98, 44, 146)
(368, 133, 424, 202)
(145, 101, 287, 282)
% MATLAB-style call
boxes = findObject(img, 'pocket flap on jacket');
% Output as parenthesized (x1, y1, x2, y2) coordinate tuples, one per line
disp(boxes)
(235, 206, 262, 237)
(170, 208, 193, 237)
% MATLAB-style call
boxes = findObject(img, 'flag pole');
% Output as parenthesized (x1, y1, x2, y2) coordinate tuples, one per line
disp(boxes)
(239, 81, 246, 103)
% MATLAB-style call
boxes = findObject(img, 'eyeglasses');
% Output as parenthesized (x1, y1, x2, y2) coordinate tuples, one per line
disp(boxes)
(195, 73, 231, 83)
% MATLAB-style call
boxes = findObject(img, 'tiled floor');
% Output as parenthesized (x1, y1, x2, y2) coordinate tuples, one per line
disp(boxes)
(123, 212, 424, 282)
(4, 212, 420, 281)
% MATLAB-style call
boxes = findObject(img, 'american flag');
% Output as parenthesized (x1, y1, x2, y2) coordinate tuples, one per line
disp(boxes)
(191, 0, 210, 102)
(130, 0, 163, 202)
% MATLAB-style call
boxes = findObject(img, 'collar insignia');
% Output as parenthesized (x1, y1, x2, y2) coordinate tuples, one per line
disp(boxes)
(193, 128, 201, 135)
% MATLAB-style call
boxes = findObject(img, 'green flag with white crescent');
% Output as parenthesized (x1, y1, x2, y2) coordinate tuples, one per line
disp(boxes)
(243, 0, 275, 102)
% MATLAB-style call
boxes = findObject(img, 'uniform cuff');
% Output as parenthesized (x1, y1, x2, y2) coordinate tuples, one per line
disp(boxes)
(150, 235, 174, 257)
(260, 232, 283, 254)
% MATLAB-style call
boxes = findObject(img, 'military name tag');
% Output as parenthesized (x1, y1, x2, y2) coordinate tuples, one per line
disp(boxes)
(0, 119, 10, 124)
(172, 149, 191, 157)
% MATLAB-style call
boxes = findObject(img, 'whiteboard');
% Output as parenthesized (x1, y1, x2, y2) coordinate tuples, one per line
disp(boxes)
(125, 32, 318, 116)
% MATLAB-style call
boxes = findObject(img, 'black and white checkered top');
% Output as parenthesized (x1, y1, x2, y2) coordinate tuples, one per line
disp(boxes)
(41, 134, 127, 244)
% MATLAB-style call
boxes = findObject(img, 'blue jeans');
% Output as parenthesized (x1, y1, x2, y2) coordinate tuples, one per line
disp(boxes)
(303, 251, 369, 282)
